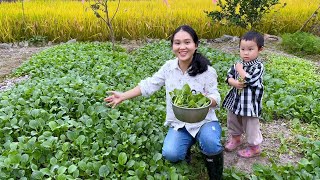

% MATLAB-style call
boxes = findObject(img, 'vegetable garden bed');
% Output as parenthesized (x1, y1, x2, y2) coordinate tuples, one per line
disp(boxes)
(0, 40, 319, 179)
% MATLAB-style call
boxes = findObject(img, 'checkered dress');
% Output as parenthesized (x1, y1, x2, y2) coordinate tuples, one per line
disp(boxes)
(222, 58, 264, 117)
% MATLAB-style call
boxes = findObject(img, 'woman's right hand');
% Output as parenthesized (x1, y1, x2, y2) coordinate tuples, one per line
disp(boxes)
(104, 91, 125, 108)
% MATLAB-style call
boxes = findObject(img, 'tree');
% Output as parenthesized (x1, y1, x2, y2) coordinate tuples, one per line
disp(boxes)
(88, 0, 120, 50)
(206, 0, 286, 30)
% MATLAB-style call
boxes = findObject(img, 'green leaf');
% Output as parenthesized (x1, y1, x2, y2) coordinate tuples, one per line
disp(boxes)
(58, 166, 67, 175)
(40, 96, 50, 103)
(266, 100, 274, 108)
(118, 152, 128, 165)
(62, 142, 70, 152)
(126, 159, 135, 168)
(57, 174, 66, 180)
(311, 153, 320, 166)
(41, 140, 52, 148)
(78, 104, 84, 113)
(30, 109, 41, 118)
(21, 154, 29, 163)
(78, 160, 87, 171)
(128, 170, 135, 175)
(99, 165, 110, 177)
(48, 121, 58, 130)
(170, 172, 179, 180)
(66, 131, 77, 141)
(29, 120, 39, 129)
(68, 165, 77, 173)
(9, 142, 18, 151)
(40, 168, 52, 176)
(298, 158, 311, 166)
(9, 154, 21, 164)
(31, 170, 44, 179)
(76, 135, 86, 145)
(152, 153, 162, 162)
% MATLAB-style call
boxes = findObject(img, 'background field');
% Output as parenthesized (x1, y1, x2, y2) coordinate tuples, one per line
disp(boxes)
(0, 0, 319, 42)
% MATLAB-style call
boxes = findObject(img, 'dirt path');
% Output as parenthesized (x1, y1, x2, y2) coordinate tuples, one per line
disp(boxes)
(0, 46, 49, 81)
(223, 120, 301, 173)
(0, 40, 308, 174)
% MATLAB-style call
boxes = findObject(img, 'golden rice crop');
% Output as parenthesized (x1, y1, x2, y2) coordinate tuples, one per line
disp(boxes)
(0, 0, 319, 42)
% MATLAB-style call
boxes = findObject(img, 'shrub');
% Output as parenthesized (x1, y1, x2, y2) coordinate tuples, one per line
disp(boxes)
(205, 0, 285, 30)
(281, 32, 320, 55)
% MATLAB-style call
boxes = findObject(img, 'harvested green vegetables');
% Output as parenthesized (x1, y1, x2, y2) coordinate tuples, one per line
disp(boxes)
(170, 84, 211, 108)
(237, 76, 244, 95)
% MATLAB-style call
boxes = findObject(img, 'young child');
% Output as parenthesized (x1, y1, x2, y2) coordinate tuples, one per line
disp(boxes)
(222, 31, 264, 158)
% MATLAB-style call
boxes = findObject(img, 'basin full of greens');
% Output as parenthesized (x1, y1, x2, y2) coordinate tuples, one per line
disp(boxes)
(170, 84, 212, 123)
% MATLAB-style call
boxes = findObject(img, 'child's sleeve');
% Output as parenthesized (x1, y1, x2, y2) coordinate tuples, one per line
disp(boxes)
(225, 64, 236, 85)
(244, 63, 264, 86)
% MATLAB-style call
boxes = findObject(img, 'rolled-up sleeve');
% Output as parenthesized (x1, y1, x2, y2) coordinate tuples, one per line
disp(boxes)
(206, 68, 221, 108)
(138, 63, 166, 97)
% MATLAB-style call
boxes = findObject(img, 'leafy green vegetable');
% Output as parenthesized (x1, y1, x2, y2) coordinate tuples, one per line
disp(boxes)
(237, 76, 244, 95)
(170, 84, 211, 108)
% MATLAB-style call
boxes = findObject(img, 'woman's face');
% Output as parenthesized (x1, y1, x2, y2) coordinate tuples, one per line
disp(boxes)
(172, 30, 197, 63)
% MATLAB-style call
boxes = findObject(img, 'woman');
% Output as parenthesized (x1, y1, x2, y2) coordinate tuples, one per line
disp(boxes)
(104, 25, 223, 179)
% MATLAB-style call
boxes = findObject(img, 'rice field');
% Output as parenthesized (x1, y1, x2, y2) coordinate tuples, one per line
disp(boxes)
(0, 0, 319, 42)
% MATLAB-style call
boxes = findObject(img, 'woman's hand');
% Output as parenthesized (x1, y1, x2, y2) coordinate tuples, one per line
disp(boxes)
(104, 91, 125, 108)
(104, 86, 142, 108)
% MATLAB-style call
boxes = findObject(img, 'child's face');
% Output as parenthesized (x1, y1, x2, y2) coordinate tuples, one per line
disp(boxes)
(172, 30, 197, 63)
(239, 40, 261, 62)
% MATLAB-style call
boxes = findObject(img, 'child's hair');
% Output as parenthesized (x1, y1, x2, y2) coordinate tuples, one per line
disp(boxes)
(170, 25, 211, 77)
(240, 31, 264, 50)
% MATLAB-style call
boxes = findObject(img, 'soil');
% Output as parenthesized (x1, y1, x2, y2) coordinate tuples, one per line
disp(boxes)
(0, 47, 45, 78)
(0, 39, 317, 174)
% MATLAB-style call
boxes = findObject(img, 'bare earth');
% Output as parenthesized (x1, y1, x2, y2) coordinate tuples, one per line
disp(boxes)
(0, 40, 311, 174)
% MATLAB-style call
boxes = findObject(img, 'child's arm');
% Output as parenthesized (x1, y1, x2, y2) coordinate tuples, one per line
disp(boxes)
(227, 77, 245, 90)
(236, 62, 264, 86)
(226, 64, 245, 90)
(235, 63, 246, 79)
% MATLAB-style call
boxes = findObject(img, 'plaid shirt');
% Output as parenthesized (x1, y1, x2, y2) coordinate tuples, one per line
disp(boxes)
(222, 58, 264, 117)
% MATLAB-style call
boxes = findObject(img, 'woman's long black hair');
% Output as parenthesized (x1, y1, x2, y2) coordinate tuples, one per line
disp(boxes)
(170, 25, 211, 77)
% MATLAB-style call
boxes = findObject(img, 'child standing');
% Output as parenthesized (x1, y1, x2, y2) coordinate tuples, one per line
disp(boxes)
(222, 31, 264, 158)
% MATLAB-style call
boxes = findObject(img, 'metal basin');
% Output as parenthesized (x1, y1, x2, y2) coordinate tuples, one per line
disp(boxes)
(171, 101, 212, 123)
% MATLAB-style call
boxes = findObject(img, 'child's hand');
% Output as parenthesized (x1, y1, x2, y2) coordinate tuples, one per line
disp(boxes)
(235, 62, 243, 72)
(233, 80, 246, 90)
(228, 78, 245, 90)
